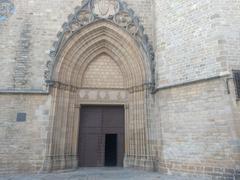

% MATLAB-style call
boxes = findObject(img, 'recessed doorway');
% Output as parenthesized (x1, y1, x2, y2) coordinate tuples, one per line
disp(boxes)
(78, 105, 124, 167)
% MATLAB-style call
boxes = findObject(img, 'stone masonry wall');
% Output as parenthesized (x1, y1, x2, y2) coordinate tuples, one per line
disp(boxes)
(153, 78, 240, 178)
(82, 54, 124, 89)
(1, 0, 240, 177)
(154, 0, 229, 87)
(0, 0, 154, 173)
(0, 94, 51, 173)
(0, 0, 153, 90)
(217, 0, 240, 71)
(153, 0, 240, 178)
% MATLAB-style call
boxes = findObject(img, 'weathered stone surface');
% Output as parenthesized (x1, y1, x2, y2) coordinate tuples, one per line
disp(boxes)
(0, 0, 240, 179)
(0, 94, 51, 173)
(0, 0, 153, 89)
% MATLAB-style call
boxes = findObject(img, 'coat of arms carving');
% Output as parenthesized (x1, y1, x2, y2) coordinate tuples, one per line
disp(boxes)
(92, 0, 119, 18)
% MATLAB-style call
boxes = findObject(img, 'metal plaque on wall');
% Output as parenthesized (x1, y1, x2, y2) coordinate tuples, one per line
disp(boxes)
(16, 113, 27, 122)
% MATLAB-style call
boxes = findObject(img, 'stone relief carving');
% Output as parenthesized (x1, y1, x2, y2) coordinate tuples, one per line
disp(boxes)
(92, 0, 119, 18)
(0, 0, 15, 22)
(45, 0, 155, 89)
(79, 89, 128, 103)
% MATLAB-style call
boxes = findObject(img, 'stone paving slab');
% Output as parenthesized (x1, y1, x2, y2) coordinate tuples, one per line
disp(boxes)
(0, 168, 211, 180)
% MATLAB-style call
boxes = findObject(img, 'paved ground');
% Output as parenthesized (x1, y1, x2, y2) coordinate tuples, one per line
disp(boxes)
(0, 168, 211, 180)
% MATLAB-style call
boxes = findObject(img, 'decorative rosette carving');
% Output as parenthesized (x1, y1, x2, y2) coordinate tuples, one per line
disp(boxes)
(114, 11, 131, 27)
(77, 10, 94, 25)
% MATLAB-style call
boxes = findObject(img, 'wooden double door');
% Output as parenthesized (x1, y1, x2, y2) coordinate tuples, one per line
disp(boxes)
(78, 105, 125, 167)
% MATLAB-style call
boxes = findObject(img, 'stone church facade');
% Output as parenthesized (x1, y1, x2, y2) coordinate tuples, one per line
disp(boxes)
(0, 0, 240, 179)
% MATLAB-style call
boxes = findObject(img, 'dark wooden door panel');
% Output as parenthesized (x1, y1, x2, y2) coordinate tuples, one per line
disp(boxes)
(102, 106, 124, 128)
(79, 134, 100, 167)
(117, 133, 125, 166)
(78, 105, 124, 167)
(80, 106, 102, 128)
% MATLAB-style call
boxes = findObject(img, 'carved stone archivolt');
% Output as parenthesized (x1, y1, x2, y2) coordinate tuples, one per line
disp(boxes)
(45, 0, 155, 89)
(45, 0, 155, 171)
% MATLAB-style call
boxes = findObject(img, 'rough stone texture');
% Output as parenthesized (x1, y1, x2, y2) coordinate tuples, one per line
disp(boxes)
(0, 0, 153, 90)
(0, 0, 240, 179)
(82, 54, 124, 88)
(0, 94, 51, 173)
(154, 0, 228, 87)
(152, 78, 240, 178)
(217, 0, 240, 71)
(153, 0, 240, 177)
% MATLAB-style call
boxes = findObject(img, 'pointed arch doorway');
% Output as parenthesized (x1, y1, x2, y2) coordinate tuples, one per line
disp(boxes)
(77, 53, 126, 168)
(44, 0, 155, 171)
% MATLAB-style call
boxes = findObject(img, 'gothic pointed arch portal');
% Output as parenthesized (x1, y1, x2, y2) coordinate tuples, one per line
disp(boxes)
(44, 0, 155, 171)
